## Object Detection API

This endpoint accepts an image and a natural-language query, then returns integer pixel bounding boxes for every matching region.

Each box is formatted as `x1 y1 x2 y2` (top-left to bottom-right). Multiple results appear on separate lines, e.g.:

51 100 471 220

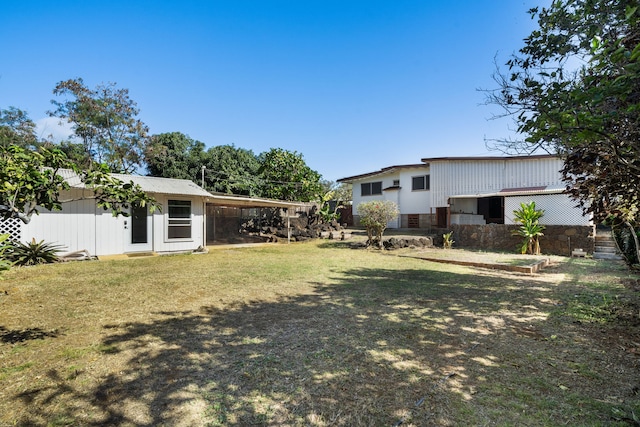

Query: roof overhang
337 164 428 183
421 154 558 163
206 193 304 209
449 185 566 199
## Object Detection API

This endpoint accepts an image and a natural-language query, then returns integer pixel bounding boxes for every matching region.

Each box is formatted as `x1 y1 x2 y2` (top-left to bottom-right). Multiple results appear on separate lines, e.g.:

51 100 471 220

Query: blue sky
1 1 547 182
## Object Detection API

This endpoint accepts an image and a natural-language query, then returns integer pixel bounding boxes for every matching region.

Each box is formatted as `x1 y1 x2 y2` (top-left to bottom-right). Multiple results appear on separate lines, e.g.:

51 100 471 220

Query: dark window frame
411 175 430 191
361 181 383 196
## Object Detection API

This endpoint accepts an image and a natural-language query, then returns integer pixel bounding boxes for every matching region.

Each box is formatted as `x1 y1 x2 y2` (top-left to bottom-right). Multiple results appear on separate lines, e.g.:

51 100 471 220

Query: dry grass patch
0 241 639 425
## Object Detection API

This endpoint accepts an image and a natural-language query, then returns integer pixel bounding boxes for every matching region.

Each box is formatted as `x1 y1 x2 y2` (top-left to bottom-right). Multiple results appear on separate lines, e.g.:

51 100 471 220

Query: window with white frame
412 175 430 191
167 199 192 239
361 181 382 196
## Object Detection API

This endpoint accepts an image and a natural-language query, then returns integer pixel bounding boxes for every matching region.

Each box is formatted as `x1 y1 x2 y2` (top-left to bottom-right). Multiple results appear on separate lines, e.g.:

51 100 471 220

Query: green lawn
1 241 639 426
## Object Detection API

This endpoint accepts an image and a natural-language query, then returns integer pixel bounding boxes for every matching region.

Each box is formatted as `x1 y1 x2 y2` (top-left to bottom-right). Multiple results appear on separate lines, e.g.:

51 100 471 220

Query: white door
124 204 153 252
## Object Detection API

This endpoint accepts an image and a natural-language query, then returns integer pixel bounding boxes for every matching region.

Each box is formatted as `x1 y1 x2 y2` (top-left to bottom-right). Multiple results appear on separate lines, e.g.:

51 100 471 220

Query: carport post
286 208 291 244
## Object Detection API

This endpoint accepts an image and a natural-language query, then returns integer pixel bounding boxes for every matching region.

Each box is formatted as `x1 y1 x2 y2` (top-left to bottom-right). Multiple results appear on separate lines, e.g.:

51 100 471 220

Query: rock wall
449 224 595 256
242 210 344 242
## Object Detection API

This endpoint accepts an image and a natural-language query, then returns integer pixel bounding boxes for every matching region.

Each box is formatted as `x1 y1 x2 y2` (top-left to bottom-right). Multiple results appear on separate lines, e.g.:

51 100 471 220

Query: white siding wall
19 190 206 256
153 195 205 253
21 188 97 254
351 166 431 229
95 211 125 255
397 167 431 214
430 157 564 207
352 173 400 228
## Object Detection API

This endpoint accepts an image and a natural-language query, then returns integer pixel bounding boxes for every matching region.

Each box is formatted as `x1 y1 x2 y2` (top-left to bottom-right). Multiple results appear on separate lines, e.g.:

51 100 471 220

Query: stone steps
593 229 623 260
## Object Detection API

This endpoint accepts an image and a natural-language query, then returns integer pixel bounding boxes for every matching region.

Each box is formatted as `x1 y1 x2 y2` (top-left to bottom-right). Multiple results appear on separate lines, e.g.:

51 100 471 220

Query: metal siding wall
504 158 563 188
431 158 565 208
430 162 449 207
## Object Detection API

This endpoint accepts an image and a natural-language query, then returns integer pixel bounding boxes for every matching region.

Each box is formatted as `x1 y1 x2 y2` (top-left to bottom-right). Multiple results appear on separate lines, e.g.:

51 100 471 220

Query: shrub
9 238 64 266
0 234 13 275
443 231 454 249
357 200 399 248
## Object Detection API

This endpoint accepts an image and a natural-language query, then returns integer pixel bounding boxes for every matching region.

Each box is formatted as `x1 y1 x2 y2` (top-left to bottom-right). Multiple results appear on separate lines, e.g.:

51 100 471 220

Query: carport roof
205 193 304 208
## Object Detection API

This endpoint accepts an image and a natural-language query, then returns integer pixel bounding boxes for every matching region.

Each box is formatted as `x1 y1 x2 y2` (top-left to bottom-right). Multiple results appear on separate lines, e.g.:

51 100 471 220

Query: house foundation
449 224 595 257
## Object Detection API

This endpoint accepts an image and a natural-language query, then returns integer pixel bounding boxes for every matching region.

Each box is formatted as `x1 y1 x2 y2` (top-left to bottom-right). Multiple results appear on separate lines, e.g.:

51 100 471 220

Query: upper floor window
393 179 400 186
412 175 430 191
361 181 382 196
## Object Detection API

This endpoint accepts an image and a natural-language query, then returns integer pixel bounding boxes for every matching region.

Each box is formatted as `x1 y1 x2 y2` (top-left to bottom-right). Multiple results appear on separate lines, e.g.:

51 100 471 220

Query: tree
207 145 261 195
357 200 399 248
487 1 640 227
50 78 149 173
145 132 207 182
0 145 157 224
512 201 545 255
257 148 323 202
58 140 94 169
0 107 38 149
315 181 351 224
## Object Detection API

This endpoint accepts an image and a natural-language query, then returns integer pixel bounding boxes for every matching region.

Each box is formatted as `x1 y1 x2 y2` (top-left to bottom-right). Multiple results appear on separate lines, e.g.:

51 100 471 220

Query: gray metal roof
57 168 210 197
58 169 304 207
111 173 211 197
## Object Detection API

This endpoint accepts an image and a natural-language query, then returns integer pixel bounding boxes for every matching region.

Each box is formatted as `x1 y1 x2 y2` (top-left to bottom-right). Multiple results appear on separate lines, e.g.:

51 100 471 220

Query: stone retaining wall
449 224 595 256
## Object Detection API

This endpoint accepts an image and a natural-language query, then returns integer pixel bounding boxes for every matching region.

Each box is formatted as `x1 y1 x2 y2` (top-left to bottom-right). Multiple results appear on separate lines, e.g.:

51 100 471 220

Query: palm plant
512 202 545 255
9 238 64 266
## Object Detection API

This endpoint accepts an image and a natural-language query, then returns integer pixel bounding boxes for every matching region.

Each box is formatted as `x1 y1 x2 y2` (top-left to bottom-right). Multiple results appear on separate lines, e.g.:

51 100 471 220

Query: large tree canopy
489 0 640 225
145 136 261 196
257 148 323 202
145 132 207 182
50 78 149 173
206 144 261 196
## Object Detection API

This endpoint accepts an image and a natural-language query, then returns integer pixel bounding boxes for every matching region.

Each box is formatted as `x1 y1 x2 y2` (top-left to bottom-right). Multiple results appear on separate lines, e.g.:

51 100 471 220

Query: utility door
124 203 153 252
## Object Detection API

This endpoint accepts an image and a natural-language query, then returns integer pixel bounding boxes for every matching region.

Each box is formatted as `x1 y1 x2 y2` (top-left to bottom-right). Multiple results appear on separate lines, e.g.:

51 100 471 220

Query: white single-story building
338 154 591 229
0 170 301 257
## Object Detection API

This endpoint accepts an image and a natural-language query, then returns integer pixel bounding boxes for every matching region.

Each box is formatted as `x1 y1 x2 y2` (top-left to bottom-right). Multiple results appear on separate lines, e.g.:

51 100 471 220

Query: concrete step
593 230 624 260
593 252 624 260
594 246 618 254
595 242 616 250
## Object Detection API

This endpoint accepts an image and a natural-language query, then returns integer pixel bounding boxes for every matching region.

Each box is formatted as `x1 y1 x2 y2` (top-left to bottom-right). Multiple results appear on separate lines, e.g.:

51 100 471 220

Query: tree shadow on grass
0 326 60 344
13 264 635 425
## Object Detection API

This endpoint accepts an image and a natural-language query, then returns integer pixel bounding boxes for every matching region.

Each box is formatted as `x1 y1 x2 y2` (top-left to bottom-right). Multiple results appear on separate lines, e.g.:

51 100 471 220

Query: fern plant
9 238 64 266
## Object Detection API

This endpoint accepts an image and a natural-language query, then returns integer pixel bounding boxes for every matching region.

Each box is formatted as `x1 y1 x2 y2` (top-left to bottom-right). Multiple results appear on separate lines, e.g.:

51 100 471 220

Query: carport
204 193 304 245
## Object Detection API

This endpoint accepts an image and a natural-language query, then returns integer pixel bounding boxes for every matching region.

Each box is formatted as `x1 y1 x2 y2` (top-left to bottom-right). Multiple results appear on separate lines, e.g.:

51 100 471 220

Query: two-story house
338 154 591 229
